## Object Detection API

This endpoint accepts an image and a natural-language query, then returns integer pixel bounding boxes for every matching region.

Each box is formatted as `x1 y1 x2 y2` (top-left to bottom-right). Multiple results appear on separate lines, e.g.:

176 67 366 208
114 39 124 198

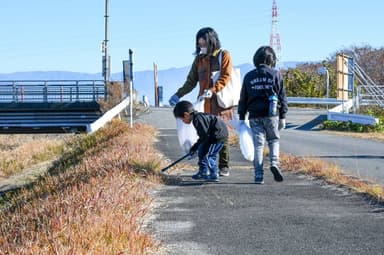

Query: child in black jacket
173 100 228 182
238 46 288 184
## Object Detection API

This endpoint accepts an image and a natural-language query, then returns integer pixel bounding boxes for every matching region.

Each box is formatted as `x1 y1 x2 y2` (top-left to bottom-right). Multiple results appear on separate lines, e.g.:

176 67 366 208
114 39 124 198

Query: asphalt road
138 107 384 255
281 108 384 185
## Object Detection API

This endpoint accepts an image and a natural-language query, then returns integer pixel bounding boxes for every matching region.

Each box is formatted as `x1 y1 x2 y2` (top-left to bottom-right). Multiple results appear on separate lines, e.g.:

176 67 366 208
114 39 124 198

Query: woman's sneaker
270 166 283 182
219 167 230 177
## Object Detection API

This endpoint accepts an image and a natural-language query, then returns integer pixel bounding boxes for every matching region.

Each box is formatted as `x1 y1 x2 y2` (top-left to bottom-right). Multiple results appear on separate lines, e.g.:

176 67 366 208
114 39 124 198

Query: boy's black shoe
206 175 220 182
254 178 264 184
192 172 209 180
219 167 230 177
270 166 283 182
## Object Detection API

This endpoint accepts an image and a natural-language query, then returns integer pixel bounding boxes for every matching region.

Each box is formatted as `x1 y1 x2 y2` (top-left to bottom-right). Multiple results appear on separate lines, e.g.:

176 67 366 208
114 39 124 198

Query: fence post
12 81 17 102
60 86 63 103
76 81 80 101
356 85 361 110
93 81 96 101
21 85 24 102
44 81 48 102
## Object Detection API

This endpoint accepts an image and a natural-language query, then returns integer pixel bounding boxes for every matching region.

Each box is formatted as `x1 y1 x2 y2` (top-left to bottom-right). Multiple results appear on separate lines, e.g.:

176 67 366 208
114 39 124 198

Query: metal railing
353 63 384 108
357 85 384 107
0 80 106 103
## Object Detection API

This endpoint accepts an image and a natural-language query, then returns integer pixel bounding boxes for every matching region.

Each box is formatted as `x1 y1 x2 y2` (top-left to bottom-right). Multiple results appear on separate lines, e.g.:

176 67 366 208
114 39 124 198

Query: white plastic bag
194 98 205 112
238 120 254 161
176 118 198 154
175 99 204 154
228 113 240 130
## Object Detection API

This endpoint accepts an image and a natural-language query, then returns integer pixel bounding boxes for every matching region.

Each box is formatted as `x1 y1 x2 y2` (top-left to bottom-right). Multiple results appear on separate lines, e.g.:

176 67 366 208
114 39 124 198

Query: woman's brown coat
175 49 234 122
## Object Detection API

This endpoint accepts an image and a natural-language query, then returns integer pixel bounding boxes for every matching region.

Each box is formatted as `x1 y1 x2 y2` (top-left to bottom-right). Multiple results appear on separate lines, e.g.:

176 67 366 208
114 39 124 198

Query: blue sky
1 0 383 74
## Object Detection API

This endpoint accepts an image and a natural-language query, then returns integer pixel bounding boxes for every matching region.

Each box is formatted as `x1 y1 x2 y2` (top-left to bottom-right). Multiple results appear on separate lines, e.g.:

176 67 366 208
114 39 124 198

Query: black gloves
189 143 199 155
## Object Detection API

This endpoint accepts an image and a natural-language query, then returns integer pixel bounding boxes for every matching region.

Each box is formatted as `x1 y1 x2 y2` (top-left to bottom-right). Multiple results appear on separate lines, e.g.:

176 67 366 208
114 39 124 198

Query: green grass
322 106 384 132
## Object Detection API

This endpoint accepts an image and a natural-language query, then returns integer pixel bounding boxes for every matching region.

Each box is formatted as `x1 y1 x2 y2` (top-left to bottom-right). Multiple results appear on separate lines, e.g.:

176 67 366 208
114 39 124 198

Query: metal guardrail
87 96 131 133
287 97 346 105
0 80 106 103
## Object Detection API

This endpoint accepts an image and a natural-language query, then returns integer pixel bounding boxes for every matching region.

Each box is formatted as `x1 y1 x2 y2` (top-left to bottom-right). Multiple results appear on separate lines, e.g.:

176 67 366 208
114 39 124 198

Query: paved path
281 108 384 185
138 107 384 255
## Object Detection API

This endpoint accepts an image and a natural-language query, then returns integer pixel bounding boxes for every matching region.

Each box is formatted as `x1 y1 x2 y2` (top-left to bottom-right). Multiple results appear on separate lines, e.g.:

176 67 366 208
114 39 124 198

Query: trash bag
176 118 198 154
194 97 205 112
175 99 204 154
238 120 254 161
228 113 240 130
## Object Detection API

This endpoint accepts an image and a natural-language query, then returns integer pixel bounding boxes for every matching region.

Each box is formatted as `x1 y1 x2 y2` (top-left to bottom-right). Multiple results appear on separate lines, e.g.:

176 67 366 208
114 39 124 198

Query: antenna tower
270 0 281 67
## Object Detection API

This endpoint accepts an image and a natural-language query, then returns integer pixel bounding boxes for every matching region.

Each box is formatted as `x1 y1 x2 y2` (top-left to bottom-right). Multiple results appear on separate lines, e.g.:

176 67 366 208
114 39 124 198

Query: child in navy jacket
238 46 288 184
173 100 228 182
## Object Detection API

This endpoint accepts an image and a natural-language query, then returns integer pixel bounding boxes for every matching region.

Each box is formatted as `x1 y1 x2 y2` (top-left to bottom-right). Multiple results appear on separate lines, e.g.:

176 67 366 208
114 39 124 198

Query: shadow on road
291 114 327 131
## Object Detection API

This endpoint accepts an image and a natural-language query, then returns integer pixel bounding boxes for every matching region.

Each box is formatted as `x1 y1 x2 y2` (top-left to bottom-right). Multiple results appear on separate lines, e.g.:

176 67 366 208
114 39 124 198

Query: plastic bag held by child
176 118 198 154
238 121 254 161
175 99 205 154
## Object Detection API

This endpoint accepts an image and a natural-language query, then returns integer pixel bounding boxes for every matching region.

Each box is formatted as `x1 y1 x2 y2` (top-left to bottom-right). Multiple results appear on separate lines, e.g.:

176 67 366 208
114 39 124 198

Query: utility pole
103 0 110 83
270 0 282 68
153 62 159 107
129 49 134 127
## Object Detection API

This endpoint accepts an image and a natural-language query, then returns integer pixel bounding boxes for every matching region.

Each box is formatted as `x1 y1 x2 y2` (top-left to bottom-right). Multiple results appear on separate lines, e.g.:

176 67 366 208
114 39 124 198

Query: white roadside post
318 66 329 112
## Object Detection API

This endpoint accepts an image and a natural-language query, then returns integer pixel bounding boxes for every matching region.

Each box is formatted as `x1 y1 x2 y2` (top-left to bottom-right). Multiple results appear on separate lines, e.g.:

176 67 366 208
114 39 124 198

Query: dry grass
0 135 67 177
281 153 384 203
0 120 163 254
227 124 239 146
321 130 384 143
232 127 384 203
98 81 124 113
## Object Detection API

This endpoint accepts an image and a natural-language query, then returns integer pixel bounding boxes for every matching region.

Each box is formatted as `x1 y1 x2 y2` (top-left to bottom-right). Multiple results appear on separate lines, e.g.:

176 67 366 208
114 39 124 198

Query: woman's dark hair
173 100 194 118
195 27 221 55
253 46 277 68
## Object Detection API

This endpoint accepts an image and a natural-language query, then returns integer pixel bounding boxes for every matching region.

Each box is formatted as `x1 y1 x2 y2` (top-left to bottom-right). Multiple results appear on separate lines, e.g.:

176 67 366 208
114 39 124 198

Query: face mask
200 47 207 55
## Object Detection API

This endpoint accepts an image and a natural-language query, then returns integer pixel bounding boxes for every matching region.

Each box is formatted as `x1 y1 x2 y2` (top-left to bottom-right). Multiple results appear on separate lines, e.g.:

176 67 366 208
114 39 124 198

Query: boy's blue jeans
249 117 280 180
197 142 224 177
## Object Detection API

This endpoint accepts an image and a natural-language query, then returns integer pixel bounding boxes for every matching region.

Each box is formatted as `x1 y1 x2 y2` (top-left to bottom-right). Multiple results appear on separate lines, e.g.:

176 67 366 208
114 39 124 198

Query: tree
283 45 384 98
283 63 327 98
329 45 384 85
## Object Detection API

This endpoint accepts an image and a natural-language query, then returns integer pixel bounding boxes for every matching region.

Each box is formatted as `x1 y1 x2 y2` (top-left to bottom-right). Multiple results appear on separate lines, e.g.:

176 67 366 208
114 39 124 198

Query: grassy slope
0 120 163 254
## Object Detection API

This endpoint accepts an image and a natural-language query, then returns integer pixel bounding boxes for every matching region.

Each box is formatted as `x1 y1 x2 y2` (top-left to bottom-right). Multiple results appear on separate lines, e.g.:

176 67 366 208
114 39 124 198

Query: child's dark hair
173 100 194 118
253 46 276 68
195 27 221 55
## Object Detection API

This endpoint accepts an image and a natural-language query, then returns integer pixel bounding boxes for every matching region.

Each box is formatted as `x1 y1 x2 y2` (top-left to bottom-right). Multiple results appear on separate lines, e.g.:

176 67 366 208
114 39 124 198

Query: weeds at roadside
281 153 384 204
0 120 162 254
0 137 66 177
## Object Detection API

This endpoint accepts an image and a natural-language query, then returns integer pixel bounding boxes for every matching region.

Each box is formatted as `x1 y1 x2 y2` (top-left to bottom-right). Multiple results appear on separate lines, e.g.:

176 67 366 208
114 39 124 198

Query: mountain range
0 61 303 106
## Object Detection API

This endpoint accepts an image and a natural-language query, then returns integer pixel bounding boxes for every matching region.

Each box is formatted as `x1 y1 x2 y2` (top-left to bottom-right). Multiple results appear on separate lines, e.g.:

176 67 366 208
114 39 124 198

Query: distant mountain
0 61 305 106
281 61 305 69
115 64 256 105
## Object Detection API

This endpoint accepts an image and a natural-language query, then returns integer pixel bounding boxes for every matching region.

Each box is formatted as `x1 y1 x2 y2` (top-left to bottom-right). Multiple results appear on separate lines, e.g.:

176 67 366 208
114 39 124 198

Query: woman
168 27 234 176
